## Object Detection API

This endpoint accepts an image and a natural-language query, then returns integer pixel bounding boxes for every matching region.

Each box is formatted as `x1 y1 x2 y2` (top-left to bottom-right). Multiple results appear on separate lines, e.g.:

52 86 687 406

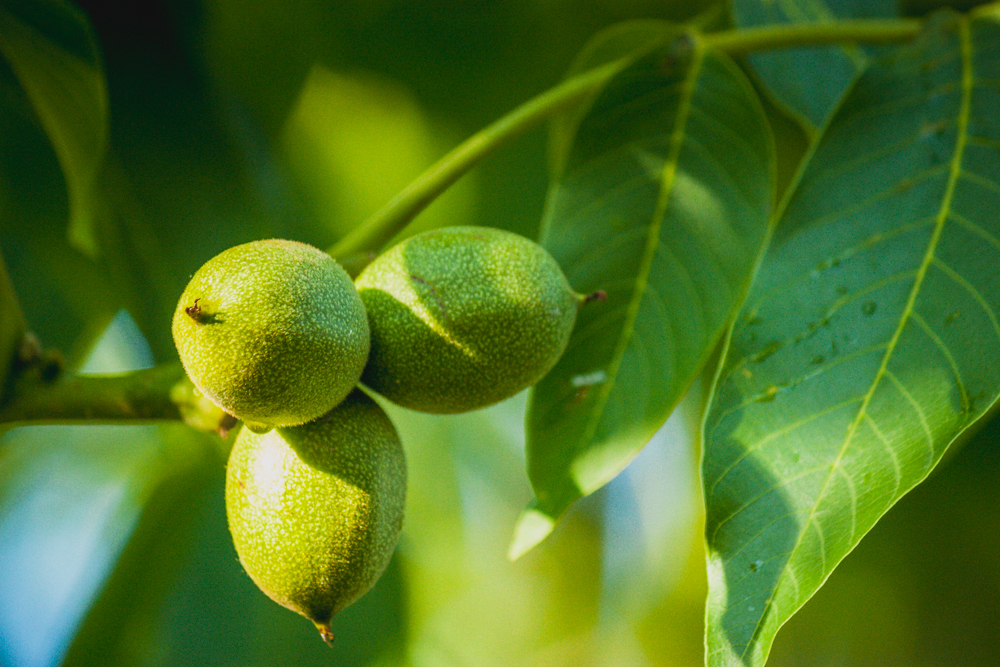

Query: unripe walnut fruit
172 239 369 427
225 389 406 643
355 226 579 413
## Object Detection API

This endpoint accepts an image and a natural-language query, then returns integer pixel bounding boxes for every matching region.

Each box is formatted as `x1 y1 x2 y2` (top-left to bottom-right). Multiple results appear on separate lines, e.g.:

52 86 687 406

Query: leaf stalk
704 18 923 55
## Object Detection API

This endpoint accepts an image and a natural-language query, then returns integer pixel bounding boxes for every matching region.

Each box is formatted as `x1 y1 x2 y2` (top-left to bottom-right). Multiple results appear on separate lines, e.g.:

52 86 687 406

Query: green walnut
355 226 580 413
225 389 406 643
172 239 369 427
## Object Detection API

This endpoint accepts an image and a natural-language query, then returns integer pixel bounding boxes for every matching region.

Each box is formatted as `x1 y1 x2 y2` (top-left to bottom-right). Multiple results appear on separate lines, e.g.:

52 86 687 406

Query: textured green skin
172 240 370 426
356 226 578 414
225 389 406 626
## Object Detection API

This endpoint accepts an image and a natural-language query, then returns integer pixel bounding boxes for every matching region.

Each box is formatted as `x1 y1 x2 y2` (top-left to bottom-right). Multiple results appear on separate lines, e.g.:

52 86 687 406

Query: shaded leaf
515 29 775 557
703 10 1000 666
547 20 683 179
0 0 108 258
732 0 899 132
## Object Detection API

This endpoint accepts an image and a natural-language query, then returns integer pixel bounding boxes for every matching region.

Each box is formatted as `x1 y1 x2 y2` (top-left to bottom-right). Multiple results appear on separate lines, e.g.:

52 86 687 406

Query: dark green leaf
703 10 1000 666
732 0 899 132
515 32 776 557
0 0 108 258
547 20 683 179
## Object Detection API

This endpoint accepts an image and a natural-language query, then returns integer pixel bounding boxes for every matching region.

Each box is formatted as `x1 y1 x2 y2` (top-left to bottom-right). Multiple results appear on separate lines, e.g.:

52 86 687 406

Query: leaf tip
508 504 556 560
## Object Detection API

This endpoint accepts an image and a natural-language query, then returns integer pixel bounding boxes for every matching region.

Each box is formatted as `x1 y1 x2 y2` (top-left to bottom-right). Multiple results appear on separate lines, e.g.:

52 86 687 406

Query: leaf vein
883 368 935 467
863 414 902 499
792 163 948 237
709 464 831 543
826 80 959 130
948 210 1000 252
740 216 933 331
707 393 869 497
958 167 1000 197
910 310 970 412
738 18 974 661
729 265 919 384
967 135 1000 151
811 514 828 573
972 76 1000 92
834 465 857 542
574 42 708 456
803 120 956 191
929 256 1000 343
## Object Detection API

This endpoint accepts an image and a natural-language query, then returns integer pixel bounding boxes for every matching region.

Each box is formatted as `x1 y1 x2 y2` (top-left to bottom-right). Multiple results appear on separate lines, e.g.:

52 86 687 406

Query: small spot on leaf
753 386 779 403
571 370 607 388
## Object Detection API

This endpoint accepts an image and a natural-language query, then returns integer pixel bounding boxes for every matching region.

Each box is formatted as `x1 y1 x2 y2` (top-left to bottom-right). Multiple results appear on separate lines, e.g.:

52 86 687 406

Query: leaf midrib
736 15 974 662
573 39 708 469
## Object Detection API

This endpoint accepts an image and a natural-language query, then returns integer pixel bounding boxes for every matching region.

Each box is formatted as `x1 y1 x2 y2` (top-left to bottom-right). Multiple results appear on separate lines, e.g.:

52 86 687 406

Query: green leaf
547 20 682 180
731 0 899 132
515 31 776 557
0 0 108 258
702 10 1000 666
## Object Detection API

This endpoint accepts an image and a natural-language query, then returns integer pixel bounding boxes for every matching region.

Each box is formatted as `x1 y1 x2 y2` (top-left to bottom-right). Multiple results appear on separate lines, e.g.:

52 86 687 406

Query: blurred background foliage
0 0 998 666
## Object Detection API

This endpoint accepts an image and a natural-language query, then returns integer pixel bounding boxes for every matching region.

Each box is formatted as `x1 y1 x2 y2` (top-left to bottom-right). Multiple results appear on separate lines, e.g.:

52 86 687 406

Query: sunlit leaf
0 0 108 258
703 10 1000 666
515 29 775 557
731 0 899 132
